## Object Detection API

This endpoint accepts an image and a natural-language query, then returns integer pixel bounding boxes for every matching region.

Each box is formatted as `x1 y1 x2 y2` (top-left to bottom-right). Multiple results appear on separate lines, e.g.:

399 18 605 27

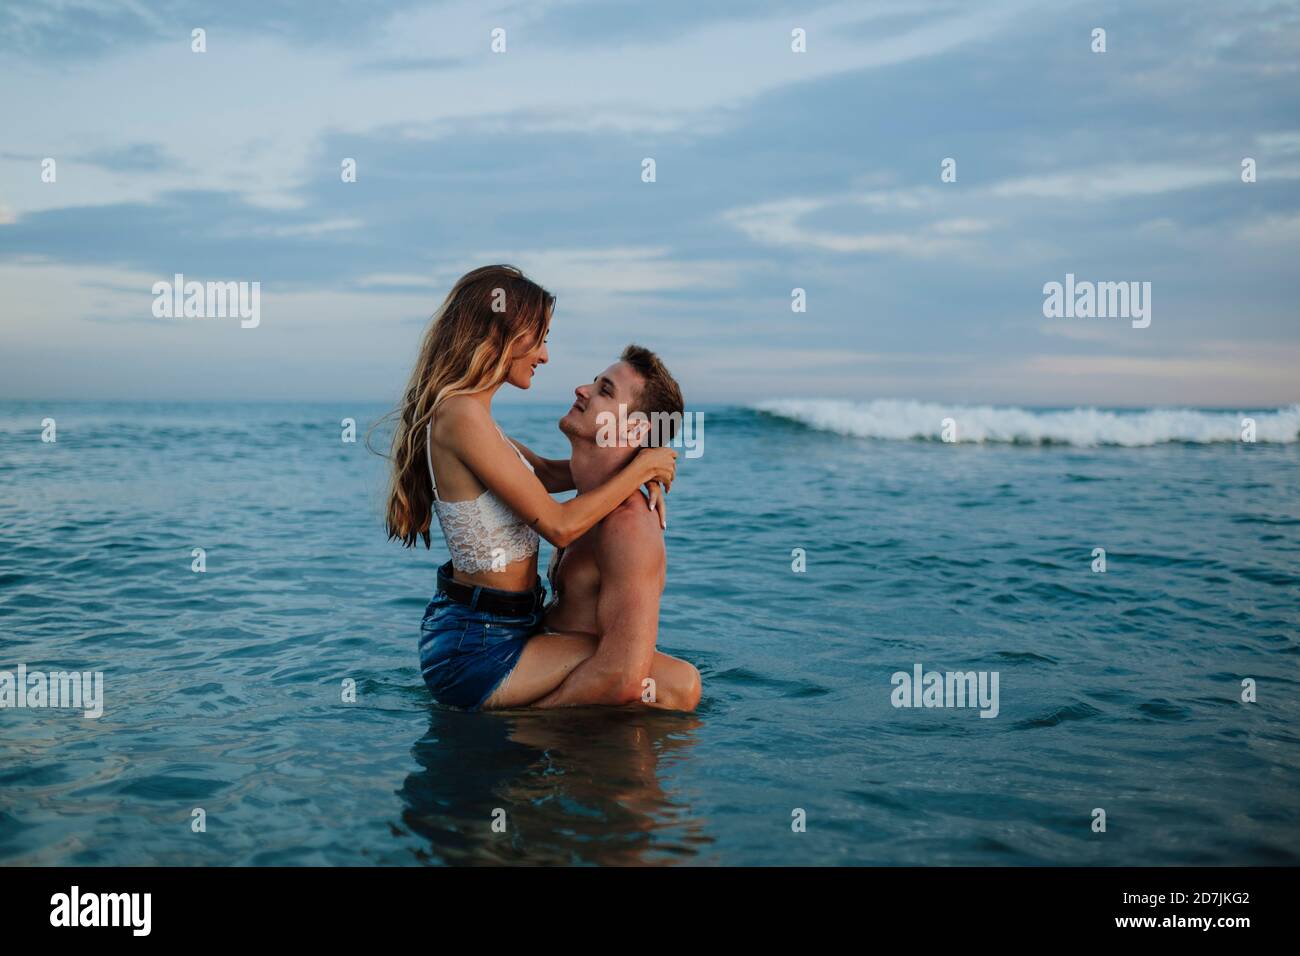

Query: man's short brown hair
620 343 685 444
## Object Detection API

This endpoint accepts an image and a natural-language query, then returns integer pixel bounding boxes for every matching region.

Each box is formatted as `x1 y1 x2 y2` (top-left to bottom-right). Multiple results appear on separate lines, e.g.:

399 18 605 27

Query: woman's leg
484 636 702 712
481 632 598 709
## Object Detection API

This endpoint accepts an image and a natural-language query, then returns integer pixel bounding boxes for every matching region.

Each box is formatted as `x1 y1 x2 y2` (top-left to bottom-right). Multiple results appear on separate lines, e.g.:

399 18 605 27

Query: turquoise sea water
1 399 1297 865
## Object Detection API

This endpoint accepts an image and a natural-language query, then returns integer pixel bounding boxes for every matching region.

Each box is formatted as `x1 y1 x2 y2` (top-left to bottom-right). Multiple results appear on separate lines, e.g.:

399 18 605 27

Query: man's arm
532 511 665 708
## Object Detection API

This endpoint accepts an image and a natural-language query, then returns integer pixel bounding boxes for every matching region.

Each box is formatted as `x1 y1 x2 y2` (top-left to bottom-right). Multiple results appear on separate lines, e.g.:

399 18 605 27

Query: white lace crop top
426 421 541 573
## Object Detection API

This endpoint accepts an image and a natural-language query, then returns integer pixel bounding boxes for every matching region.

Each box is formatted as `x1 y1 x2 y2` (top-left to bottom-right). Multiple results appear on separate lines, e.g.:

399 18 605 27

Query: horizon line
1 396 1296 412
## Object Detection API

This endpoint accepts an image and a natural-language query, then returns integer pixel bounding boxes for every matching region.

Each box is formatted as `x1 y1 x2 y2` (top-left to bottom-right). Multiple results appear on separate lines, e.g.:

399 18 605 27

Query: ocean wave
752 399 1300 447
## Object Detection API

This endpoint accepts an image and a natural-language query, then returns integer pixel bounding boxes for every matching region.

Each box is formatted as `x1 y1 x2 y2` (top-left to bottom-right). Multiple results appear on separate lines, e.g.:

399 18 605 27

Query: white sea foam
753 399 1300 447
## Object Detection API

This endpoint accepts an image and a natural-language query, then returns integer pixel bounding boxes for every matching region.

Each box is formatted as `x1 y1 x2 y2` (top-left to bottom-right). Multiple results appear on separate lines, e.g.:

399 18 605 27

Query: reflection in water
398 706 711 865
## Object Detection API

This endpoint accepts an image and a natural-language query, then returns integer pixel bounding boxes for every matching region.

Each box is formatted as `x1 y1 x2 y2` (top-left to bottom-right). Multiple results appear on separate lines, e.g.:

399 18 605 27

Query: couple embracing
383 265 701 713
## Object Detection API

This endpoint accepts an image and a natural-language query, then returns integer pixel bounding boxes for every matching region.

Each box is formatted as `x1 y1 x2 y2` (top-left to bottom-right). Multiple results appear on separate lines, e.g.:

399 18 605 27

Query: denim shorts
418 562 546 711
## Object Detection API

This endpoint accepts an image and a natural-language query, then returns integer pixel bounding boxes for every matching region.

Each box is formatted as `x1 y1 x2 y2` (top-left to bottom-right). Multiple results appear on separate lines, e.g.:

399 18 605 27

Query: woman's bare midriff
451 555 539 593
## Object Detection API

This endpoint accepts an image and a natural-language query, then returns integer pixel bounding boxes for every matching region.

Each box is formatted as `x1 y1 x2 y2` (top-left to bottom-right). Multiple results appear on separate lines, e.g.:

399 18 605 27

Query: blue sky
1 0 1298 406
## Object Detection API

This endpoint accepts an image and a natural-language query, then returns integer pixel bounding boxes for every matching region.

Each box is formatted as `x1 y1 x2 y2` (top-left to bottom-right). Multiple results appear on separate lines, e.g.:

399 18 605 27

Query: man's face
559 361 644 443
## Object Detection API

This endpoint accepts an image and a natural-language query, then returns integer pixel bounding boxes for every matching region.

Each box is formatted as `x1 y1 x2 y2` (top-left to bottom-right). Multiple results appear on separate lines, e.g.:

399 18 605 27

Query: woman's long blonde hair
379 264 554 548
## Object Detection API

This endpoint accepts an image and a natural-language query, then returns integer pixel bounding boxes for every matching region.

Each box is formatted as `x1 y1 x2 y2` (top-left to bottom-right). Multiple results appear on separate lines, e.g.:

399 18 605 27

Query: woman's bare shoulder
430 395 491 444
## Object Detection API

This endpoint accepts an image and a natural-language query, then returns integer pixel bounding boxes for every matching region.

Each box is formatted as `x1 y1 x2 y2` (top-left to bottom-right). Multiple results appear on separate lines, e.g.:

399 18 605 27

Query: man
531 345 701 712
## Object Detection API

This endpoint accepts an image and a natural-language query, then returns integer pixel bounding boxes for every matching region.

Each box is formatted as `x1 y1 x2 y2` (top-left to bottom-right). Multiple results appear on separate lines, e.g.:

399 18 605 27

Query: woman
384 265 677 711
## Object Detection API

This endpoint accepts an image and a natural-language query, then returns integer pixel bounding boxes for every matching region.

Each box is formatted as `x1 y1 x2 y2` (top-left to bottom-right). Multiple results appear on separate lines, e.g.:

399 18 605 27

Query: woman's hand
636 446 677 492
645 480 667 530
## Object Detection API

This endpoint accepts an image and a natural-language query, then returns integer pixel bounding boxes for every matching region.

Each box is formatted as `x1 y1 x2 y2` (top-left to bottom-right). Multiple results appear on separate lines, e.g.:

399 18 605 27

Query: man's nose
575 384 589 400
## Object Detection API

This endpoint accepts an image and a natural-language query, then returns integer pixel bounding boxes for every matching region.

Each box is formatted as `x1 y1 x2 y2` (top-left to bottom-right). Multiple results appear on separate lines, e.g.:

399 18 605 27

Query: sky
1 0 1298 406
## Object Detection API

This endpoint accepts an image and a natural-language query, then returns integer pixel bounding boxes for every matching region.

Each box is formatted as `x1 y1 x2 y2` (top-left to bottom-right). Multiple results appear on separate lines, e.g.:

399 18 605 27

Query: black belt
436 561 545 616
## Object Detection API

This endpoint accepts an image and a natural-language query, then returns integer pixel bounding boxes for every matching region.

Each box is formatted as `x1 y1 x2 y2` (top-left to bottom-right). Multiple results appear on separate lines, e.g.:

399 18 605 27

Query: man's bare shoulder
595 497 665 576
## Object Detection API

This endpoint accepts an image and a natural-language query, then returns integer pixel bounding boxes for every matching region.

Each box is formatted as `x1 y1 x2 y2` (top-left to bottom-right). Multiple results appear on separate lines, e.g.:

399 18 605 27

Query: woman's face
504 318 550 390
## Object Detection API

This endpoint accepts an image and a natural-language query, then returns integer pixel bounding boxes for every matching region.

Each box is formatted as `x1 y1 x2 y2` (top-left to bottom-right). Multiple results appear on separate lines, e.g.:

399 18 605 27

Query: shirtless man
530 345 702 712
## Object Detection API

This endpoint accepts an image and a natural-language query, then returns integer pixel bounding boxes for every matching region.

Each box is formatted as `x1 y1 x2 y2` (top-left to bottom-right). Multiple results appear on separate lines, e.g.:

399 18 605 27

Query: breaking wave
753 399 1300 447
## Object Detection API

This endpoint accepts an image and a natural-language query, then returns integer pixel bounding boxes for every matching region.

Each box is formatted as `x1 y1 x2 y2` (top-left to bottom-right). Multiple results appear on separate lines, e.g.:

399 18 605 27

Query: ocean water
1 399 1297 866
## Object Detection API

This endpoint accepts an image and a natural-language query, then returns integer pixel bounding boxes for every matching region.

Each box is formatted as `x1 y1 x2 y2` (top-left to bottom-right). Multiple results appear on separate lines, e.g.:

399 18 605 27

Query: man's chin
558 410 592 441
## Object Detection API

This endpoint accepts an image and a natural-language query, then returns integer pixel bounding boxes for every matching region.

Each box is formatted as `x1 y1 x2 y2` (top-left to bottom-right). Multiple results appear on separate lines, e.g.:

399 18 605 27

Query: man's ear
626 417 651 446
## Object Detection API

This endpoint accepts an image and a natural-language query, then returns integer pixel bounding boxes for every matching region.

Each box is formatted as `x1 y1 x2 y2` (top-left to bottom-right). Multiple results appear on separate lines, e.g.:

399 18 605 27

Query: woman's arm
506 433 666 530
504 436 574 493
441 404 676 548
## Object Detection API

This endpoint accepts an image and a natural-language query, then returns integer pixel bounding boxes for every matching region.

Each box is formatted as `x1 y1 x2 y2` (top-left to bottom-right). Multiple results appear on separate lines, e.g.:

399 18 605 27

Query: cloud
459 246 742 297
722 196 994 255
0 0 426 59
987 161 1300 201
355 55 467 73
80 142 179 172
1236 212 1300 244
0 0 1032 215
243 217 366 239
1022 350 1300 397
2 0 1298 405
719 146 1300 256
